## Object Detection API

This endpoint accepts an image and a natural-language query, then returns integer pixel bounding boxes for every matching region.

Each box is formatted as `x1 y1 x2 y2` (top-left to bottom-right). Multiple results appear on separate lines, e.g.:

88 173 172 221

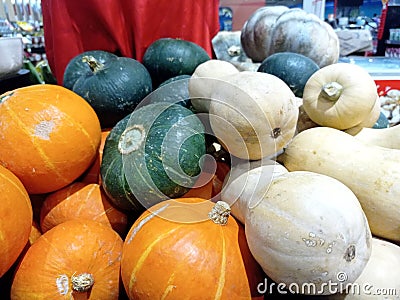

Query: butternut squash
226 170 372 295
209 71 298 160
328 237 400 299
344 96 381 136
302 63 378 130
280 126 400 242
355 124 400 149
221 161 288 224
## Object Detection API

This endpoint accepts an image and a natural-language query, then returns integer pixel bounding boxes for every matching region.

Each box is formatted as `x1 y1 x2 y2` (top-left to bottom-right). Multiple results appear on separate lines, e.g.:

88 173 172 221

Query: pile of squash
0 11 399 299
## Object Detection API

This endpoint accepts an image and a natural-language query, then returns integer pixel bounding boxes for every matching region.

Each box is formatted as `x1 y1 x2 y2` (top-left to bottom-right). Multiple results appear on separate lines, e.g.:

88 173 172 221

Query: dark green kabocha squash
142 38 210 88
147 74 192 108
63 50 116 90
257 52 320 98
63 50 153 128
100 102 206 213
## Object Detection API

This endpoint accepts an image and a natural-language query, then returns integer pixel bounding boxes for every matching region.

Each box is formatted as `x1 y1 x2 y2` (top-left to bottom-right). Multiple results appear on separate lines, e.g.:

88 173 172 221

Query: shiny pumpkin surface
121 197 264 300
0 165 32 277
11 219 123 300
0 84 101 194
40 182 128 236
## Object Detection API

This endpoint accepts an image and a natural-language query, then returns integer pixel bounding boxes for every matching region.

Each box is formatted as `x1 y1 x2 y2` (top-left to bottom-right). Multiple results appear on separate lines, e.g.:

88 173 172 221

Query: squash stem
322 82 343 101
208 201 231 225
82 55 104 73
71 272 94 293
118 125 145 154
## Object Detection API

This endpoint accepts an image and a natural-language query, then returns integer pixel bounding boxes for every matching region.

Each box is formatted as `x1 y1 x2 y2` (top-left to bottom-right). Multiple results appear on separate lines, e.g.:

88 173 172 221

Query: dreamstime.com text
257 272 399 296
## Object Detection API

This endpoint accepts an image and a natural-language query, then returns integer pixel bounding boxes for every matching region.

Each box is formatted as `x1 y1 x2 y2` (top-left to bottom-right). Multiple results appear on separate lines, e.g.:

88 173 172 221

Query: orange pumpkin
11 219 123 299
0 165 33 278
81 129 111 184
0 84 101 194
182 160 231 201
40 182 128 236
121 197 265 299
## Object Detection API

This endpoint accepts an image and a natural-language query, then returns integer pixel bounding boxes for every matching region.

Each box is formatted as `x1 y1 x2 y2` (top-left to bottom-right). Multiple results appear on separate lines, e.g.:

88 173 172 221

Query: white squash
328 237 400 299
355 124 400 149
221 160 288 224
209 71 298 160
344 96 381 136
302 63 378 130
241 170 371 295
280 126 400 242
188 59 239 113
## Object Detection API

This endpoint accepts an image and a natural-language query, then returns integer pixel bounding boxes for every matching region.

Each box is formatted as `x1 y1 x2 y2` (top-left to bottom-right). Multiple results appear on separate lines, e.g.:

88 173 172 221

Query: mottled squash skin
268 8 340 68
240 5 289 62
100 103 206 213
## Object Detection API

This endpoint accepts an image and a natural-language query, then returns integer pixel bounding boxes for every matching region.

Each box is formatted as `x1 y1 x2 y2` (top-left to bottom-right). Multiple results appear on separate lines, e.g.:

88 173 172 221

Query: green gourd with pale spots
100 102 206 213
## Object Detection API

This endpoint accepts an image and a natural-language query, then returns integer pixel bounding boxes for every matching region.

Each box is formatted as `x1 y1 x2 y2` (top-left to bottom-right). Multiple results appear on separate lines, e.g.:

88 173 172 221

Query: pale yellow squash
280 126 400 242
355 123 400 149
302 63 378 130
209 71 298 160
188 59 239 113
241 170 371 295
221 161 288 224
344 96 381 136
328 237 400 299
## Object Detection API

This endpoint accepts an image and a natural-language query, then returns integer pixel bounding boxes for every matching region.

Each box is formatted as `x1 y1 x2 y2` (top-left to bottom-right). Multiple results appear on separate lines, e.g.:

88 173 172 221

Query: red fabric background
41 0 220 84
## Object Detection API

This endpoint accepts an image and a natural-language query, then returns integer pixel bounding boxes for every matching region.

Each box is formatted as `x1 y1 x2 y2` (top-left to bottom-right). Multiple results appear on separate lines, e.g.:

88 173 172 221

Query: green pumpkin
142 38 210 88
65 51 153 128
147 75 192 108
100 102 206 213
63 50 116 90
257 52 319 98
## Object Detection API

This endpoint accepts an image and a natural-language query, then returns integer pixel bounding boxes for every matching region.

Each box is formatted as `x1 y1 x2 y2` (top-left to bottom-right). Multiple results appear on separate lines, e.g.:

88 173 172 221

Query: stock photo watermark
257 271 399 296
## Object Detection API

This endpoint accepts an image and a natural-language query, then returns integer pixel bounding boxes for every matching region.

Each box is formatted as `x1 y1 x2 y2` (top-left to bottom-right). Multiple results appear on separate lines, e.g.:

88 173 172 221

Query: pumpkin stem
208 201 231 225
82 55 104 73
322 82 343 101
71 272 95 293
118 125 146 154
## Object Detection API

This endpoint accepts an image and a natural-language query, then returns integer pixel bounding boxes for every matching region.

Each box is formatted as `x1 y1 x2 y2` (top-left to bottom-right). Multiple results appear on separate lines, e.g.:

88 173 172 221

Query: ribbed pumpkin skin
0 84 101 194
40 182 128 236
0 165 32 278
100 103 206 213
11 219 123 300
121 197 265 299
142 38 210 87
63 50 117 90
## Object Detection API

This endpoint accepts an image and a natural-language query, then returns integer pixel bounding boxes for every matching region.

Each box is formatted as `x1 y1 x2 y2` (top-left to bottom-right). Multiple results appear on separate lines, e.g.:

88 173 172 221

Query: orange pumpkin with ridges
121 197 265 299
11 219 123 299
0 164 33 278
40 182 128 236
0 84 101 194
